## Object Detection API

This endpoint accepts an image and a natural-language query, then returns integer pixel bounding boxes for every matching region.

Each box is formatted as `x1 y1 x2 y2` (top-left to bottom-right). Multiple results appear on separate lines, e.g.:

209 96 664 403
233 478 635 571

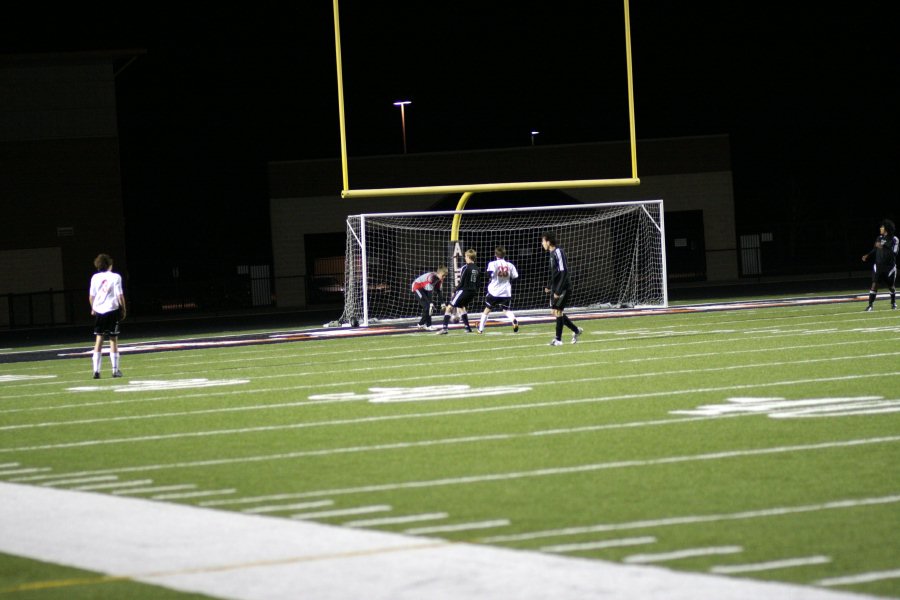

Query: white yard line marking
710 556 832 574
291 505 392 519
482 495 900 543
344 512 449 527
404 520 511 535
0 482 871 600
71 479 154 491
0 329 878 409
625 546 743 563
151 489 236 500
42 475 118 487
542 536 657 553
209 437 900 501
5 370 898 454
0 467 51 476
242 500 333 514
113 484 197 495
816 569 900 586
200 493 332 507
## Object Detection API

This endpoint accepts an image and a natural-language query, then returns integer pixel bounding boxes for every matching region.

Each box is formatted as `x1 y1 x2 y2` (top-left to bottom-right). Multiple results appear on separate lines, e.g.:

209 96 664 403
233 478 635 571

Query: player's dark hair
494 246 506 258
541 231 558 246
882 219 896 236
94 253 112 271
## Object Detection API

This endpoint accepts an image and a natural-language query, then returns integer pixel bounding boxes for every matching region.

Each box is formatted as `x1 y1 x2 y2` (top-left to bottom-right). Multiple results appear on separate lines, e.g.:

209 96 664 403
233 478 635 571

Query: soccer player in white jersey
89 253 127 378
478 246 520 333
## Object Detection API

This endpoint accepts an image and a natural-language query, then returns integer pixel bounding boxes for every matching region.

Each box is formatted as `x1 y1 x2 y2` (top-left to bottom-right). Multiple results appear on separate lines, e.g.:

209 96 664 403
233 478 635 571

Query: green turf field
1 297 898 598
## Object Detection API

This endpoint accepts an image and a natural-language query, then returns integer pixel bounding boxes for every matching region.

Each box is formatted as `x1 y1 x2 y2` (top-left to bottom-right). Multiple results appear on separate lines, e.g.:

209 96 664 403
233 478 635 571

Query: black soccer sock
562 314 579 332
461 313 470 329
555 317 564 340
443 314 451 329
892 289 896 304
869 291 877 305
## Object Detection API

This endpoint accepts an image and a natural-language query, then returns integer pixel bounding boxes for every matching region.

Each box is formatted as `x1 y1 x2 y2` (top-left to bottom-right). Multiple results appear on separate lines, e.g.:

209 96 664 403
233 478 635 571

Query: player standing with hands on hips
89 253 126 378
861 218 898 311
542 232 583 346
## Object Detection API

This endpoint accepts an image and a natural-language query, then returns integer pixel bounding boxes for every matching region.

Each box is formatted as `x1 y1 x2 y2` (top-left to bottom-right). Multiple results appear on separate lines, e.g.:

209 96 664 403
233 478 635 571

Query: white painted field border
2 351 891 432
481 495 900 543
0 482 874 600
624 546 744 563
710 556 832 574
542 536 657 553
41 475 118 487
5 370 898 456
0 328 880 408
0 466 50 476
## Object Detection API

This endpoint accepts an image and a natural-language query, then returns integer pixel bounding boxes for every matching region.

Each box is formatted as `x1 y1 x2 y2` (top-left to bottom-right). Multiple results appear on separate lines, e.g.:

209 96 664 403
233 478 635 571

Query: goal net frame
340 200 667 327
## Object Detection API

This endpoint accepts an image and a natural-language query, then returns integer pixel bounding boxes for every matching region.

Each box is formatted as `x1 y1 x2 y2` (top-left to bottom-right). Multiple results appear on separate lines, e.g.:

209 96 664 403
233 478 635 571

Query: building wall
0 55 129 325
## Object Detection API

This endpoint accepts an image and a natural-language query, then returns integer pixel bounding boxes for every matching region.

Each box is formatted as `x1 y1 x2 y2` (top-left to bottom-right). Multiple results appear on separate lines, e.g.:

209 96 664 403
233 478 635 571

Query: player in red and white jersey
477 246 520 333
411 266 448 330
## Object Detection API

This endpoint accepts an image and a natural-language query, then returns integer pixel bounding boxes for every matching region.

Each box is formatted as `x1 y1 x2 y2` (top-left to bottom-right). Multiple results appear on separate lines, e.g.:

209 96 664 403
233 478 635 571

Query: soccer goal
340 201 667 326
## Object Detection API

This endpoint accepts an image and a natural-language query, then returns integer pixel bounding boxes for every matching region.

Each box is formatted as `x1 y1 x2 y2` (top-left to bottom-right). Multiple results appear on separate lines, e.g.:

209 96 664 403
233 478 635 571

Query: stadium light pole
531 130 539 146
393 100 411 153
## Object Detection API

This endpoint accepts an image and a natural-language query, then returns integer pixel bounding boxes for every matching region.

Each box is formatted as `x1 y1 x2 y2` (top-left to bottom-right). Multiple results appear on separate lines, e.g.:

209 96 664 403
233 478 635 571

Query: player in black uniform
542 232 584 346
438 249 479 334
861 218 898 311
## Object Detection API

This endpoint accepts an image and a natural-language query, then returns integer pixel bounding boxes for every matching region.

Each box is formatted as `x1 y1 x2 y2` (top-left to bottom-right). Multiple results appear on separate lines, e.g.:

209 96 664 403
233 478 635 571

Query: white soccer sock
92 352 101 373
110 352 119 371
507 310 517 324
479 313 487 331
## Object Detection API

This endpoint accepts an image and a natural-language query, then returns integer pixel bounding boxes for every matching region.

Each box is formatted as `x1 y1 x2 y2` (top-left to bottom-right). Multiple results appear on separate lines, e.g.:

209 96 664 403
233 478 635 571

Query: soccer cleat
513 320 519 333
92 372 100 379
865 305 874 312
572 327 584 344
549 339 563 346
465 328 473 333
112 370 123 378
476 328 484 334
416 324 426 329
423 325 435 331
893 303 897 311
436 329 448 335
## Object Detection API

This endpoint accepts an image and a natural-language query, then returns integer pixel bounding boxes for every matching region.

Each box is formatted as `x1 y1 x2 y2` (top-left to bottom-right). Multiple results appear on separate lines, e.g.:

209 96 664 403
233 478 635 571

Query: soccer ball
451 315 461 324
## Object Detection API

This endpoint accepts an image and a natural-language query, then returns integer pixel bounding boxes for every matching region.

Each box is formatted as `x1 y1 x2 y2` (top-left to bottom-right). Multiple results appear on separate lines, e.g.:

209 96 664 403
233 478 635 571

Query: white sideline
0 483 877 600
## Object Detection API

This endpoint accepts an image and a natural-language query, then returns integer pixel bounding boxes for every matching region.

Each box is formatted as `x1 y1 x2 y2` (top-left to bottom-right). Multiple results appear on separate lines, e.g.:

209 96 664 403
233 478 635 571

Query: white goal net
340 201 667 326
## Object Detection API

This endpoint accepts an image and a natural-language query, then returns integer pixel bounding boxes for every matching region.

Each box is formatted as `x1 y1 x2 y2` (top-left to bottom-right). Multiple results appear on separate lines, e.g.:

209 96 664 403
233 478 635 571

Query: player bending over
478 246 519 333
411 266 448 330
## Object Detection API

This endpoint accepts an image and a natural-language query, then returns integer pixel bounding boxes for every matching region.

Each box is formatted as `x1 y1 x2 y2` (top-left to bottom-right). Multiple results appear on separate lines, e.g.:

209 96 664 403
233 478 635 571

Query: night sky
2 2 897 277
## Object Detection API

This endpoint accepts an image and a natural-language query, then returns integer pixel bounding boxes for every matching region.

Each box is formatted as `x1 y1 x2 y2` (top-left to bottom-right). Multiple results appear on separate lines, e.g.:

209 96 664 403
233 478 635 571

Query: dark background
2 2 897 282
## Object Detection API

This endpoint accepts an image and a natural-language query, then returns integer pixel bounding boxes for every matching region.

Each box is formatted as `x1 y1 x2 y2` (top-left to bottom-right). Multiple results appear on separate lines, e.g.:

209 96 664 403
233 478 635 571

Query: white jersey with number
485 258 518 297
90 271 124 314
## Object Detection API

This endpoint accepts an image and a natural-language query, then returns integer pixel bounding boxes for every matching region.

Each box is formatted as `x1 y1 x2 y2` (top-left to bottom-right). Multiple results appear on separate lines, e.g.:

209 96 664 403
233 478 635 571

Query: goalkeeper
542 231 584 345
411 266 448 330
